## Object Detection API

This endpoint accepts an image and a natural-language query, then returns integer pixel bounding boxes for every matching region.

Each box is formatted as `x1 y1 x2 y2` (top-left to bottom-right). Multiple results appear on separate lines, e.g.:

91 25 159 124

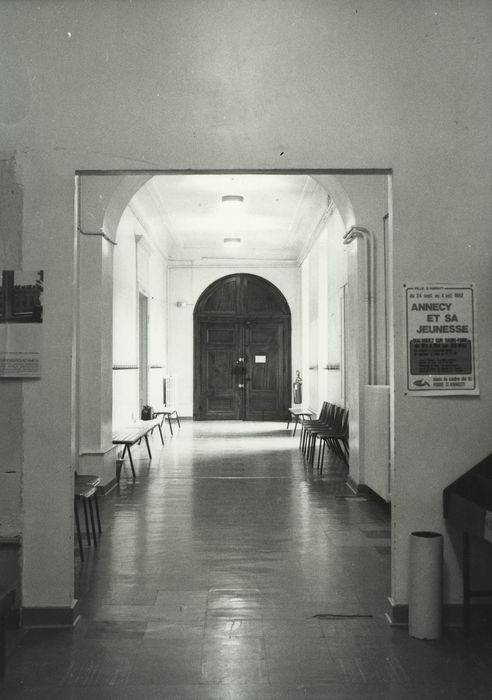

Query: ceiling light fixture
223 237 241 247
221 194 244 207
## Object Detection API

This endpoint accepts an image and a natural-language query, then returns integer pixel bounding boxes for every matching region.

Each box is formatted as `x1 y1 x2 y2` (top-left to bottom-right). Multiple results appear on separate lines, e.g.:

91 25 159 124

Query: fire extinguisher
293 370 302 404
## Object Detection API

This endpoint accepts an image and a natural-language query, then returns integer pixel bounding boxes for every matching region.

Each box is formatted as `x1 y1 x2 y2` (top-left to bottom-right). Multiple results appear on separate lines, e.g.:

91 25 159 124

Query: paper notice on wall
0 270 43 378
404 283 478 396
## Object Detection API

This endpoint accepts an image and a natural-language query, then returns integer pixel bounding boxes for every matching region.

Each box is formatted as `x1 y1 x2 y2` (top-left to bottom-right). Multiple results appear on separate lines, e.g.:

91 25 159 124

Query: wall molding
79 446 117 457
167 259 299 269
0 536 21 546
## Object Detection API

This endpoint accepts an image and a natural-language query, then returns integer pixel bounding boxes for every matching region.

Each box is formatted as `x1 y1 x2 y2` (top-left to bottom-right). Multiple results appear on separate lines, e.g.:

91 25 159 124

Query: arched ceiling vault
79 172 355 265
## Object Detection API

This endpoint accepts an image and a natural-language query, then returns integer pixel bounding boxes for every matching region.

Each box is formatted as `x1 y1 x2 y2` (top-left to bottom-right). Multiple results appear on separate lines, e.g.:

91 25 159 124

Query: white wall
112 208 139 426
168 265 300 416
113 208 168 427
301 208 349 413
0 0 489 617
148 246 168 411
300 187 390 492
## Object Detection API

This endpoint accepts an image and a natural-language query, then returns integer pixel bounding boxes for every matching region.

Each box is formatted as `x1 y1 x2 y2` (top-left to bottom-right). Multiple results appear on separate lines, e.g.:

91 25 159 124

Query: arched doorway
194 273 291 420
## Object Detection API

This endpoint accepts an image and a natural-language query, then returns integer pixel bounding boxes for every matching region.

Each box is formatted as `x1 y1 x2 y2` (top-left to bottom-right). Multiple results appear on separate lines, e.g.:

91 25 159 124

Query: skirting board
346 475 370 496
386 597 481 628
21 600 80 629
8 608 20 629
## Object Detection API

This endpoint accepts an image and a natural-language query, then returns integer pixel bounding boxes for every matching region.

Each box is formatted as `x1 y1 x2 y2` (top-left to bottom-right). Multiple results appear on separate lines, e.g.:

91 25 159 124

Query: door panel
245 321 287 420
197 320 242 419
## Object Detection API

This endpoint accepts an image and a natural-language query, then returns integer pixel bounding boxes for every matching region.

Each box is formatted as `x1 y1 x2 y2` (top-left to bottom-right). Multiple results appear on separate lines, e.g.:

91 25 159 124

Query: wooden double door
194 274 291 421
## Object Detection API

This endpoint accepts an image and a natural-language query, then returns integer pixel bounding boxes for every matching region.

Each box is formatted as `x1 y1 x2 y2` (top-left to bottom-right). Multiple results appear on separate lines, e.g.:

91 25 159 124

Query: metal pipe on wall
343 226 376 385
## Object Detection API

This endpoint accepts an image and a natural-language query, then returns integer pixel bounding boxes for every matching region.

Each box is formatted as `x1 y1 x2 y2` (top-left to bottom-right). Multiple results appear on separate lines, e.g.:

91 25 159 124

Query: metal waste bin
408 531 443 639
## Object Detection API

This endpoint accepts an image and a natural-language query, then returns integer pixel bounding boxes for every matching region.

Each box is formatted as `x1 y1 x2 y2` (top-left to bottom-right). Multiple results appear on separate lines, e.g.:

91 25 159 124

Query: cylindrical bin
408 531 443 639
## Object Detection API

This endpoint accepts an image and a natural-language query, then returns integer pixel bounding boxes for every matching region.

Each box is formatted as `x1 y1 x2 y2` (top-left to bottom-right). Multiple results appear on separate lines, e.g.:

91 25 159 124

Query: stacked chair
299 402 349 472
299 402 329 456
315 408 349 473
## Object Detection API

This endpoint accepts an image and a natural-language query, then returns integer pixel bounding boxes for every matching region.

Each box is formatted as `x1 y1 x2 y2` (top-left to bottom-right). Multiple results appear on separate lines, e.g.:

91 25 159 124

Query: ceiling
128 174 331 266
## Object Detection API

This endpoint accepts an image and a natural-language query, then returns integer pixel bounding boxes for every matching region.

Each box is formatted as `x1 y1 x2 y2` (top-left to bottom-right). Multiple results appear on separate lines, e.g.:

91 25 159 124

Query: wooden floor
2 421 491 698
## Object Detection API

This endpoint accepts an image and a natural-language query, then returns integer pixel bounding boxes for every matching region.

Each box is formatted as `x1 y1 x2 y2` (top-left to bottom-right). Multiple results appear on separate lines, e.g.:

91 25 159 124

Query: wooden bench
286 407 316 436
113 418 164 480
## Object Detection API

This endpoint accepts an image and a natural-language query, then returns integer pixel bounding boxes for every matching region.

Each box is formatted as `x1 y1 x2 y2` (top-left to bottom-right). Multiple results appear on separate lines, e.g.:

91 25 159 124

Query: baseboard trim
8 608 20 629
21 600 80 629
346 476 370 496
385 598 408 626
385 597 488 628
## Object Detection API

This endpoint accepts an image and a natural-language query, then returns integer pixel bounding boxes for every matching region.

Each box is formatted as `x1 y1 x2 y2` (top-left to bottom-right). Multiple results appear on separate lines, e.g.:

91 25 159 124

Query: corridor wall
300 206 347 413
113 208 169 428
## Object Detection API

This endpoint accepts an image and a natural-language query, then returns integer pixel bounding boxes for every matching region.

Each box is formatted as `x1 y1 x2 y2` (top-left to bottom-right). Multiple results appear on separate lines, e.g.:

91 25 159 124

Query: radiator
163 376 177 407
363 385 391 501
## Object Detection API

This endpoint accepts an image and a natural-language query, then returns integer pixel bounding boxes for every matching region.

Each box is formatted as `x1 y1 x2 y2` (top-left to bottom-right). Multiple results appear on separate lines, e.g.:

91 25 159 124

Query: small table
286 407 316 436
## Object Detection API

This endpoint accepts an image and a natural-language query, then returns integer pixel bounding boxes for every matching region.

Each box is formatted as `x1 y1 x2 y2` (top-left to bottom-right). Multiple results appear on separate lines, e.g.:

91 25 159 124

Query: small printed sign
255 355 266 364
405 284 478 396
0 270 43 378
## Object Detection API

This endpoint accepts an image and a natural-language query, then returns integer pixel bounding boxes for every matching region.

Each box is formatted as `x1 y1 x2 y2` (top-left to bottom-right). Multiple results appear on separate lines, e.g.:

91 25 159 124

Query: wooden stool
154 408 181 436
75 474 102 534
74 483 98 562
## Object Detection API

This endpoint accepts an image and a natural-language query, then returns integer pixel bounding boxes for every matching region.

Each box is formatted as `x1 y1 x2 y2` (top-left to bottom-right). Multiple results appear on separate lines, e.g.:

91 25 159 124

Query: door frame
193 273 292 421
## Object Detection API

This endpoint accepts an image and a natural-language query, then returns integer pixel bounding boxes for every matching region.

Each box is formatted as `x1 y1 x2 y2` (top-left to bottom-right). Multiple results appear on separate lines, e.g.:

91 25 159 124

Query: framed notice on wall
404 283 478 396
0 270 43 378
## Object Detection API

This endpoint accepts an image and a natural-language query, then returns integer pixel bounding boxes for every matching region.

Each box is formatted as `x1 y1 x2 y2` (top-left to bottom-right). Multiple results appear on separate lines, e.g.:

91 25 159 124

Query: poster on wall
0 270 43 378
404 283 478 396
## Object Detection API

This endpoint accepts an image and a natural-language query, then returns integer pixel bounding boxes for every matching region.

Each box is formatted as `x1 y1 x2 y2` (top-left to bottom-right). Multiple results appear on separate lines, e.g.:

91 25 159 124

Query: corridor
2 422 491 699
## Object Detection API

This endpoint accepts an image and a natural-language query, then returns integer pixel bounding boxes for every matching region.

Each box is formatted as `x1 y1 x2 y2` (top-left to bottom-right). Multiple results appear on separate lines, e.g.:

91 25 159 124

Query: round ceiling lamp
221 194 244 207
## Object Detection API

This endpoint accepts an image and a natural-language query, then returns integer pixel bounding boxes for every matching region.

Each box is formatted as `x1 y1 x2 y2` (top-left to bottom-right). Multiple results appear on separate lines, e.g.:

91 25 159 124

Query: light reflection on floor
2 421 491 699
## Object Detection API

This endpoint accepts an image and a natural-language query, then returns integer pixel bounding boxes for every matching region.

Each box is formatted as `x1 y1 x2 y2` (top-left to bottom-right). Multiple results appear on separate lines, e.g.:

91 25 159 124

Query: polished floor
2 421 491 699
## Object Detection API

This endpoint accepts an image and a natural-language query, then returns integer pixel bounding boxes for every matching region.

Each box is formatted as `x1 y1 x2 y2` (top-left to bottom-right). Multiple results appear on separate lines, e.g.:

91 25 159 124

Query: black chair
299 402 329 453
304 404 338 465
